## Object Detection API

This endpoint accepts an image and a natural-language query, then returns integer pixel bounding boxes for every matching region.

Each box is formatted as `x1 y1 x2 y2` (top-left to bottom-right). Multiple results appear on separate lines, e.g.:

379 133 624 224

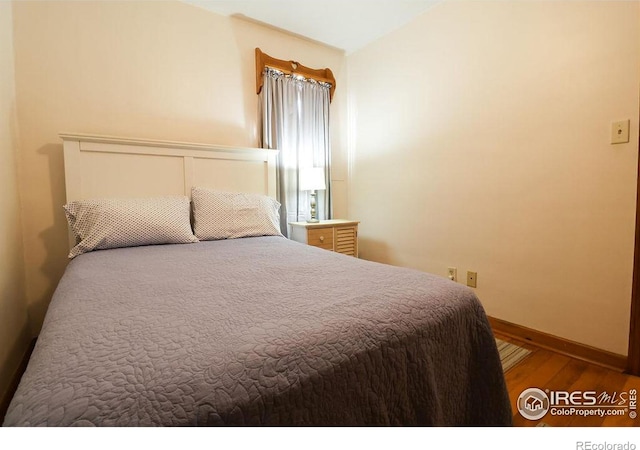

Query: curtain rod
255 48 336 101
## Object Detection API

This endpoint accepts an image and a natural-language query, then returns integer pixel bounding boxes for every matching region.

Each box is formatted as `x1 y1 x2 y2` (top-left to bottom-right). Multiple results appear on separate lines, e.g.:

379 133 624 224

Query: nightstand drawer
308 228 333 248
289 220 359 257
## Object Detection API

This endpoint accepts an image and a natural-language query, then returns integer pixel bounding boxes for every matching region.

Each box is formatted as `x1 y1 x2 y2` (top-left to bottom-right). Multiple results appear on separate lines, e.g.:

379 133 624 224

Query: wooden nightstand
289 219 359 257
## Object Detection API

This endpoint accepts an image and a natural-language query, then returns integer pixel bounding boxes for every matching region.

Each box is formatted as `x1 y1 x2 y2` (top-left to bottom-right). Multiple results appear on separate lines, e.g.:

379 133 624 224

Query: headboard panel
61 133 278 203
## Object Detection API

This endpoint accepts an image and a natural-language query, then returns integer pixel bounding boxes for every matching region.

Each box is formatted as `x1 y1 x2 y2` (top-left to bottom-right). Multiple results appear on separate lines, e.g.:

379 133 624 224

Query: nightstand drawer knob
319 236 324 242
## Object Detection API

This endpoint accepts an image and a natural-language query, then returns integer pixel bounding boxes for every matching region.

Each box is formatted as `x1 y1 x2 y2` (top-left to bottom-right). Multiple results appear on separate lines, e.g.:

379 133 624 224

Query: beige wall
347 1 640 355
12 1 347 333
0 1 30 403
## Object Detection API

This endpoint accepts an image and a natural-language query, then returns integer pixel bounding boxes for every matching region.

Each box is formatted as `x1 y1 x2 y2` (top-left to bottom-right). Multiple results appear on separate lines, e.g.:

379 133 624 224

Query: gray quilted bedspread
4 237 511 426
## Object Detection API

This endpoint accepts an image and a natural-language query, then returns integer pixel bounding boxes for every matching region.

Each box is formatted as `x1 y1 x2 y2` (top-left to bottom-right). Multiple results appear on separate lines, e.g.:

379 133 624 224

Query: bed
3 134 512 426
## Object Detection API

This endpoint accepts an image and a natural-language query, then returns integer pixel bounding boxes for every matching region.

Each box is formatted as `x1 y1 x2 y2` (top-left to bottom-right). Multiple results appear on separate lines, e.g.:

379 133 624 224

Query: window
257 48 335 236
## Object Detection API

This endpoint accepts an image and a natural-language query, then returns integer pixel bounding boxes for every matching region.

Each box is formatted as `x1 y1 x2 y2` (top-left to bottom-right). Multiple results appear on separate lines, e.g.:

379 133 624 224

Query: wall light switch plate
611 120 630 144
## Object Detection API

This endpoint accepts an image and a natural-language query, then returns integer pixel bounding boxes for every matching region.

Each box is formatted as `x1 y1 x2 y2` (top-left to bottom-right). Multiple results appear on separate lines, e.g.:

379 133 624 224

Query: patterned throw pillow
64 196 198 259
191 187 282 241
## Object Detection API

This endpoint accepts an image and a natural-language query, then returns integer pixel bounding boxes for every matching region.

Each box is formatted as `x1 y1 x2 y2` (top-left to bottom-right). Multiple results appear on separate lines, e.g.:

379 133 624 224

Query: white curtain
260 68 332 237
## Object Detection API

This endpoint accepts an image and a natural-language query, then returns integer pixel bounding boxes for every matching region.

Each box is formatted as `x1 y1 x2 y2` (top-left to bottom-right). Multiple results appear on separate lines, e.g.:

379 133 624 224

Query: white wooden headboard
61 133 278 203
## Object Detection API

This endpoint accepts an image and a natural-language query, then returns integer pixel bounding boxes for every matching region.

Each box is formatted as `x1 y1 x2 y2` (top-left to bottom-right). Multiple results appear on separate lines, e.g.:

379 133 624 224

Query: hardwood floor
495 332 640 427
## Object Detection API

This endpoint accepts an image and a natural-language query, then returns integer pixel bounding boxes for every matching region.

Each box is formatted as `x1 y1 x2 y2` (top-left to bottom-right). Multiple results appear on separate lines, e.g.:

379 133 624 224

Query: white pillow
191 187 282 241
64 196 198 259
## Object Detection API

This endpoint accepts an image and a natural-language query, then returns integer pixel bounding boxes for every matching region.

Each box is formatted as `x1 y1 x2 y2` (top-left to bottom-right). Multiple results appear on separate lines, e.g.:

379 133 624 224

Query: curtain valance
255 48 336 101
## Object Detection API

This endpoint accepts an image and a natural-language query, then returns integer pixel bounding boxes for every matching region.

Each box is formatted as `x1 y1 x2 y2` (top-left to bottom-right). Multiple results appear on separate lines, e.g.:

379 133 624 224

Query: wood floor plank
505 351 572 427
525 359 590 427
564 364 610 426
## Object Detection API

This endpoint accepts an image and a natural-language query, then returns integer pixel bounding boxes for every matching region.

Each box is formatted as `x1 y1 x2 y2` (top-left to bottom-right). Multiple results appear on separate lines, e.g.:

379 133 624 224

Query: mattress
4 236 511 426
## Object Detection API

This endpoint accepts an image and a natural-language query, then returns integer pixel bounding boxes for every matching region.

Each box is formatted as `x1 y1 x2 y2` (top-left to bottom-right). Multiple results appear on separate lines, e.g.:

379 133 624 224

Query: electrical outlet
467 271 477 288
447 267 457 282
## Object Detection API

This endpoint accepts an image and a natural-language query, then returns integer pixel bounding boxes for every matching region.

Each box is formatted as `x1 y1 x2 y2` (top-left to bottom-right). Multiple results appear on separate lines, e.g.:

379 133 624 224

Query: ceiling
181 0 442 54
